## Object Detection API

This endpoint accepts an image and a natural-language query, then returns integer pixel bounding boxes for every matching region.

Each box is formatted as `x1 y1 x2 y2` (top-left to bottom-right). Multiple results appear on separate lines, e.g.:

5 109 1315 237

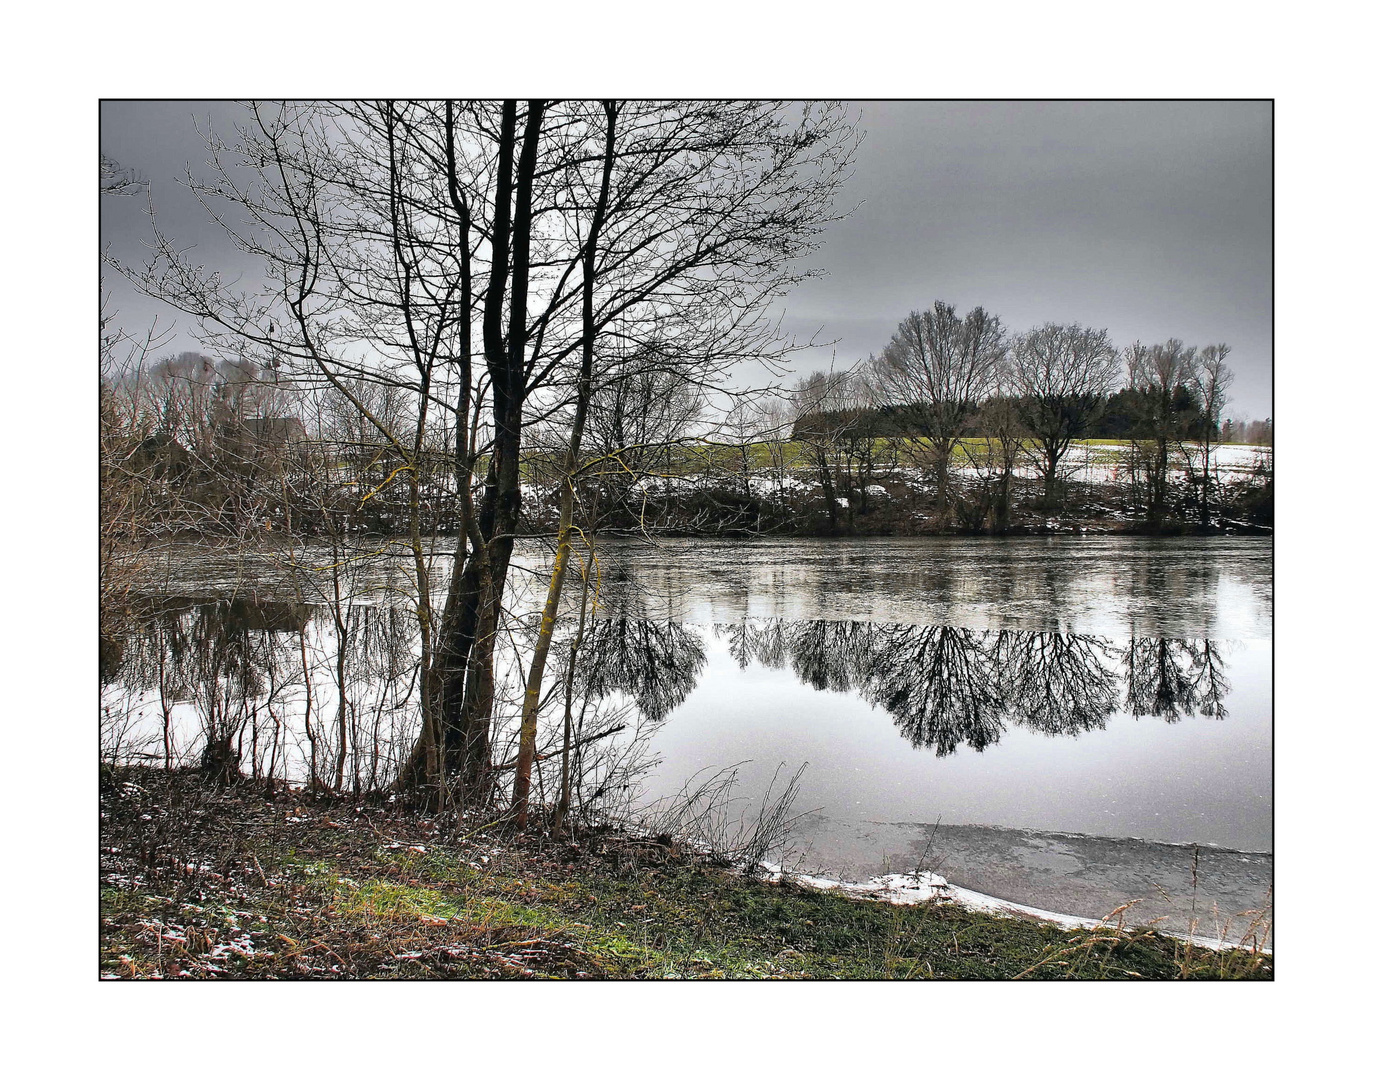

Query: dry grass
100 765 1272 980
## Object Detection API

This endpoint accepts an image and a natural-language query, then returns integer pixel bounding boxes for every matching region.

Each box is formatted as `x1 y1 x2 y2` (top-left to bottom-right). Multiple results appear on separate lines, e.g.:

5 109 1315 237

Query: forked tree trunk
401 100 545 806
512 101 616 829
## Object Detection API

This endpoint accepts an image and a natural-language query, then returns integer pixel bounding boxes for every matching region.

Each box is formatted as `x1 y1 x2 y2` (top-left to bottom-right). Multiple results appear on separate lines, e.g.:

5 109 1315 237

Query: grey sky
101 99 1273 419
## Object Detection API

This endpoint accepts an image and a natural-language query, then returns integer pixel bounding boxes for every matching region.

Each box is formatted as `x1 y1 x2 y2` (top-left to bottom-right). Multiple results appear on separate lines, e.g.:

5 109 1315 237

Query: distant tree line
798 389 1271 447
775 303 1271 533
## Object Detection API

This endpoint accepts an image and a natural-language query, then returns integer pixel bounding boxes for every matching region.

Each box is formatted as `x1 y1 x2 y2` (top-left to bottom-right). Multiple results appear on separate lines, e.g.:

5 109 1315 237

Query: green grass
102 841 1269 981
99 768 1271 980
473 433 1269 493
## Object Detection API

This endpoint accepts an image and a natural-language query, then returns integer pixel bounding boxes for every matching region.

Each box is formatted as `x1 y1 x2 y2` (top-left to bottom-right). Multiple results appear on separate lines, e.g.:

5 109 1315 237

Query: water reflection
725 618 1228 755
576 619 707 722
1122 635 1231 722
103 594 420 787
102 593 1234 783
582 536 1273 640
995 631 1118 736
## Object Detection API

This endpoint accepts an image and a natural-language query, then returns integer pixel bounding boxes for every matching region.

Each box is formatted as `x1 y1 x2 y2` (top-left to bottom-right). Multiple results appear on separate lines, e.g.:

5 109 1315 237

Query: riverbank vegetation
101 343 1271 546
100 766 1272 980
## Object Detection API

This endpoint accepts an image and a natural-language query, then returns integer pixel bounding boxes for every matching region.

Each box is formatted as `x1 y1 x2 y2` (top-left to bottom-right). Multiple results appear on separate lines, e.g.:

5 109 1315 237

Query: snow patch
758 863 1266 953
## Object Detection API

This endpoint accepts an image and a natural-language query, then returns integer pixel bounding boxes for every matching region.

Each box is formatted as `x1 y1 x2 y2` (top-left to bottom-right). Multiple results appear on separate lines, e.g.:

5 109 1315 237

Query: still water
103 537 1272 867
585 537 1271 864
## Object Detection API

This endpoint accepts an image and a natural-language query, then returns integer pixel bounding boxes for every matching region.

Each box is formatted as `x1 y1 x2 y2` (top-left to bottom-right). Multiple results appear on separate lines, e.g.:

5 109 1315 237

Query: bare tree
753 392 799 520
871 301 1007 517
834 363 883 519
790 368 858 531
1009 322 1119 505
1126 339 1197 526
511 100 619 827
100 157 172 658
1189 344 1234 528
112 98 857 816
100 154 146 197
512 97 858 821
582 361 706 520
964 392 1025 533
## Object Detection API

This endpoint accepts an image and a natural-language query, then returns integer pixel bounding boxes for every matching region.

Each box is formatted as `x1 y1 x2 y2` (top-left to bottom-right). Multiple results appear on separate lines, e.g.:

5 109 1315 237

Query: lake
102 535 1272 935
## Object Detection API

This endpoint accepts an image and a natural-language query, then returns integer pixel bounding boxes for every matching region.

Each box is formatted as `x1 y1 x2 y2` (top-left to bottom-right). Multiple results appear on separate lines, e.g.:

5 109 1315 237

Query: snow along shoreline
757 864 1271 955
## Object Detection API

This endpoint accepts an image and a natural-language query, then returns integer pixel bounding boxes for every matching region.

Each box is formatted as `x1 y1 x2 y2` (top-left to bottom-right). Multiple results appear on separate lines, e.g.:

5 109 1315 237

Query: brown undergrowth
99 765 1273 980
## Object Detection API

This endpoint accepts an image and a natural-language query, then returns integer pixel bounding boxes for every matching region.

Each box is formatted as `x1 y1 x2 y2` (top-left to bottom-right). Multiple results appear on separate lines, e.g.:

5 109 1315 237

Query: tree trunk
416 100 545 805
1149 437 1169 526
933 439 953 521
1043 445 1060 505
1199 434 1212 528
554 540 594 837
513 102 616 829
816 449 839 530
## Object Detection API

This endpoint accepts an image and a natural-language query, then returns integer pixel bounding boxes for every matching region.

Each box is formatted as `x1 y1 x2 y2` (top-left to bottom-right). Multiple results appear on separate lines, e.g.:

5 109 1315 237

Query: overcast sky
101 99 1273 419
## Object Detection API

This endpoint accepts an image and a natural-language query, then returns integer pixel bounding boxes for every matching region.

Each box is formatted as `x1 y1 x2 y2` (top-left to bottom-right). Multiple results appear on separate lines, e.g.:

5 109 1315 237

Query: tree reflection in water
1122 634 1231 722
102 597 1233 788
576 618 707 722
993 631 1118 736
102 595 419 786
724 618 1228 755
865 626 1005 755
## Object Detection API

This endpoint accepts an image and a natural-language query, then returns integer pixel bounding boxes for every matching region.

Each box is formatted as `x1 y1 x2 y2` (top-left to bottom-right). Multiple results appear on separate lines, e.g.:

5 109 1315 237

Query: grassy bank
99 766 1271 980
